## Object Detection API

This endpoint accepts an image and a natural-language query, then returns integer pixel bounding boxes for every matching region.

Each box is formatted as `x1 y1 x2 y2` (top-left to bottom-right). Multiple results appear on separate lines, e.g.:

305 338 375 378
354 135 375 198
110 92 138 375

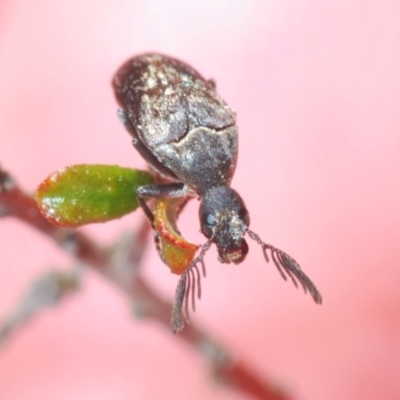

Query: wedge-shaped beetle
112 53 322 332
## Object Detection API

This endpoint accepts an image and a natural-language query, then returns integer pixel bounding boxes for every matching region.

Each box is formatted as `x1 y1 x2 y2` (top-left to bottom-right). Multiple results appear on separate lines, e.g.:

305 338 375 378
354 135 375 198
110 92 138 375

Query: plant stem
0 166 291 400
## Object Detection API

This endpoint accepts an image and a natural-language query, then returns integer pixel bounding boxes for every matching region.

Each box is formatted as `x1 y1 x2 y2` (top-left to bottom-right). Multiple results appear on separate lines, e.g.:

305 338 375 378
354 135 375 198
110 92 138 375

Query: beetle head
200 187 249 264
174 188 322 333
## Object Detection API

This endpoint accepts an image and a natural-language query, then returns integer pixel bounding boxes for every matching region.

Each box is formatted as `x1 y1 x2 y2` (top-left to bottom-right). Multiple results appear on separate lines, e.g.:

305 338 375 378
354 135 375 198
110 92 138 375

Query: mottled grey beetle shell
112 53 322 333
112 53 238 195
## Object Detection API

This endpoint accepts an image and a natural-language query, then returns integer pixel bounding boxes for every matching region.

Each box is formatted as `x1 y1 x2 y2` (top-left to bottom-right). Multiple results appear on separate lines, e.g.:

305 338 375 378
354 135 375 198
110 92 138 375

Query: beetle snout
217 238 248 264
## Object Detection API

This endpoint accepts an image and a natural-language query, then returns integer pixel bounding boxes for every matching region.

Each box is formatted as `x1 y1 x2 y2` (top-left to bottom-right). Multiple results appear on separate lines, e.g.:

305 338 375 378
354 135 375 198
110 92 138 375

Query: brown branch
0 166 291 400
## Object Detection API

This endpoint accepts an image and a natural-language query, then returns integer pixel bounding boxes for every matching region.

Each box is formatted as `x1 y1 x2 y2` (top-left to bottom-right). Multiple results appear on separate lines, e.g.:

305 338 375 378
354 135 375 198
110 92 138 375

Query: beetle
112 53 322 332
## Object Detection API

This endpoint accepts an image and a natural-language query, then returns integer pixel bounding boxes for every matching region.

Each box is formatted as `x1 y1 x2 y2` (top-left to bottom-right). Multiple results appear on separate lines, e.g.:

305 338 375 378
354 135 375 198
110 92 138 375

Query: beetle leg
117 109 179 180
137 182 191 225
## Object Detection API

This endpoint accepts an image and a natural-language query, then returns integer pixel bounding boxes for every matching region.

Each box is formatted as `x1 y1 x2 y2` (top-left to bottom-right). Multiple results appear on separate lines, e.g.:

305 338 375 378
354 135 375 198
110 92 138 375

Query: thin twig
0 268 80 344
0 166 291 400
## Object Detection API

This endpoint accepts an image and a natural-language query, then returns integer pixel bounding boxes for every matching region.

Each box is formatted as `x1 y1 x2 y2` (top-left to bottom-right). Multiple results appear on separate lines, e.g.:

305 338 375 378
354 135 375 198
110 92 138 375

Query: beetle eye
206 214 217 226
201 213 217 238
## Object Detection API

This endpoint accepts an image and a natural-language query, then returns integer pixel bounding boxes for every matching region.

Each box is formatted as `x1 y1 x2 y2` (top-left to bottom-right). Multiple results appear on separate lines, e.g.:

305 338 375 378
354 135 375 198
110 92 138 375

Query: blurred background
1 1 400 399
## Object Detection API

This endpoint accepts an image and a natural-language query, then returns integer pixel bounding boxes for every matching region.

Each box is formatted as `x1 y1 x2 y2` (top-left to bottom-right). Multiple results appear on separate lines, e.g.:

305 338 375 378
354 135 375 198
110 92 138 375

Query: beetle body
113 54 238 195
113 53 249 263
112 53 321 332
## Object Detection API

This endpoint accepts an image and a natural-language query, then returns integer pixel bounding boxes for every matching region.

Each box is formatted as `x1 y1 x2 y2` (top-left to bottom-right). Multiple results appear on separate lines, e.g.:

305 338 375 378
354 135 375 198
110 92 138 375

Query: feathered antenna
247 230 322 304
171 240 212 333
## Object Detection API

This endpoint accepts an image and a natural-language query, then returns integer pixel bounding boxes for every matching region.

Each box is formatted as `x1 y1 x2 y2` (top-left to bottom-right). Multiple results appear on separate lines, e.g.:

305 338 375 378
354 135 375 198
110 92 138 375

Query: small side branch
0 166 291 400
0 268 80 344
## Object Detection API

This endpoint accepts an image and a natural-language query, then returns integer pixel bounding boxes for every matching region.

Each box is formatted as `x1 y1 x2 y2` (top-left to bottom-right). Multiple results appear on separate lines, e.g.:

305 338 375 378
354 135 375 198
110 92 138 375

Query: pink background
1 1 400 399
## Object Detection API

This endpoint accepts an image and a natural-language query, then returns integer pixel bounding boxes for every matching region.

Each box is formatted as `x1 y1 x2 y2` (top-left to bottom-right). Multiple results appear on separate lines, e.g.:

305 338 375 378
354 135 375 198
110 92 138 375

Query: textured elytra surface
157 125 238 194
113 53 236 147
113 53 238 192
